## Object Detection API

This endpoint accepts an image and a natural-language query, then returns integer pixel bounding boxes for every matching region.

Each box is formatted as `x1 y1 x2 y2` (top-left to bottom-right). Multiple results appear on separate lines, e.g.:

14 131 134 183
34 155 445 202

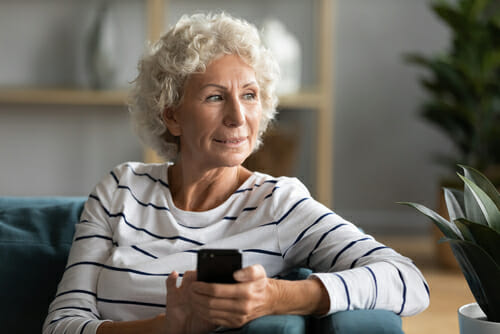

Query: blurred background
0 0 454 237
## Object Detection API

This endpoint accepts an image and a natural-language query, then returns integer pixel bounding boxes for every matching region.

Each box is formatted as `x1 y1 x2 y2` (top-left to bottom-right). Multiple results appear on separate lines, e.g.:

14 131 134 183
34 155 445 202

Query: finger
182 270 197 284
195 307 255 329
192 281 256 299
167 271 179 290
233 264 267 283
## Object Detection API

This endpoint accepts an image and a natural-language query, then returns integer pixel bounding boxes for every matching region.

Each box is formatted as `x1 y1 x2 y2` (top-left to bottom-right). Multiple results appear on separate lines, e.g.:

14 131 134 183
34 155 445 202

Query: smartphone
197 249 242 284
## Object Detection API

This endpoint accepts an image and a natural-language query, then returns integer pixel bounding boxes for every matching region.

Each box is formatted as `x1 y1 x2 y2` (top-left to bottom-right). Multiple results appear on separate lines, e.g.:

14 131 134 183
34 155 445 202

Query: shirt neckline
164 165 258 226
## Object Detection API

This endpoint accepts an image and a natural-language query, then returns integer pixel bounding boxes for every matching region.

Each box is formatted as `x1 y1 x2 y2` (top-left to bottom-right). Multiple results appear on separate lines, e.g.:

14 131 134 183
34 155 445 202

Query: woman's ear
163 107 182 136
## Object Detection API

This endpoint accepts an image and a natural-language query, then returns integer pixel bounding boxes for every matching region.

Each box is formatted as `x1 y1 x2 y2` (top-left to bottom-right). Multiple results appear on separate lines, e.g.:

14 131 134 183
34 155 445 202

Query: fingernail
234 270 244 280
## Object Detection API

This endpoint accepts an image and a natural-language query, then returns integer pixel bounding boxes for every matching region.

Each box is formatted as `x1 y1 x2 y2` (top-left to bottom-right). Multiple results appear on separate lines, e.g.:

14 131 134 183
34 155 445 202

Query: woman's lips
214 137 247 146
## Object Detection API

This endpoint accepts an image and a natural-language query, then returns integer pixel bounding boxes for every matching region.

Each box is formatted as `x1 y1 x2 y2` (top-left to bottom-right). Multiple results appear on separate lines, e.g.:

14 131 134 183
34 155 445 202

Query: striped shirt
43 162 429 334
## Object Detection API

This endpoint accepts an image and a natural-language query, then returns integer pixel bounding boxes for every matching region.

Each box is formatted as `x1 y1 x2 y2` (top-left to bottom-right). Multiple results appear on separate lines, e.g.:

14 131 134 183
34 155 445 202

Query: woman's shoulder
251 171 311 197
110 161 170 183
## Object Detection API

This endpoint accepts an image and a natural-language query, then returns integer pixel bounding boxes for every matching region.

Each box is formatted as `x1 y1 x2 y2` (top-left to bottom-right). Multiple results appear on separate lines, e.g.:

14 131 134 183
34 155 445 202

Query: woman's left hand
190 264 279 328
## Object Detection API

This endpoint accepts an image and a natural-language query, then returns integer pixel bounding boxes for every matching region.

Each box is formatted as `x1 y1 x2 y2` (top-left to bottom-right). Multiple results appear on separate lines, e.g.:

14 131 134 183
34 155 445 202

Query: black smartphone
197 249 242 284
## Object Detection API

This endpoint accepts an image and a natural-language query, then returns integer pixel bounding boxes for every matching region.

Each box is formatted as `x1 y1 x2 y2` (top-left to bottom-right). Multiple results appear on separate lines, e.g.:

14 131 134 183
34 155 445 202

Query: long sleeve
273 179 430 316
43 172 117 334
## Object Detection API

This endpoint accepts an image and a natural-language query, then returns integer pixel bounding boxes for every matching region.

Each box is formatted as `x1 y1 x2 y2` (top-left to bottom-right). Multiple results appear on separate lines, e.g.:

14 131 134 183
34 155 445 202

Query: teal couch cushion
0 197 86 334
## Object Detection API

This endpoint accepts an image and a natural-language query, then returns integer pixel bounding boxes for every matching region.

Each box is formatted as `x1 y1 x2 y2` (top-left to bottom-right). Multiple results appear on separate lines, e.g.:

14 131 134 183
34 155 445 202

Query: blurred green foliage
406 0 500 174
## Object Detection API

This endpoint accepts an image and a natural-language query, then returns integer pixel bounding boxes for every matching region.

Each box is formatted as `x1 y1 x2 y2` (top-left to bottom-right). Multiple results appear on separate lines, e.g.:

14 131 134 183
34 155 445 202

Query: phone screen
197 249 242 284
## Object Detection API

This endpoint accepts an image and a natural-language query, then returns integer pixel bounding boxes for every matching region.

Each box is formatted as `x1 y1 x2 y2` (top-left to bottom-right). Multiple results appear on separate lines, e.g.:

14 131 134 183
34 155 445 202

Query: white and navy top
43 162 429 334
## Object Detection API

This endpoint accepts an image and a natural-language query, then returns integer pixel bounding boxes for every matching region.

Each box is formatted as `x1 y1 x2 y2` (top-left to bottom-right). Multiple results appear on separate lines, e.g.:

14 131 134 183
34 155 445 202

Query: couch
0 197 404 333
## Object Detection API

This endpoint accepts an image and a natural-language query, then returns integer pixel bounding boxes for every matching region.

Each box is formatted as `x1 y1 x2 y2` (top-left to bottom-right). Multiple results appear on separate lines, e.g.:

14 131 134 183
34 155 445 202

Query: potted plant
404 0 500 268
399 165 500 333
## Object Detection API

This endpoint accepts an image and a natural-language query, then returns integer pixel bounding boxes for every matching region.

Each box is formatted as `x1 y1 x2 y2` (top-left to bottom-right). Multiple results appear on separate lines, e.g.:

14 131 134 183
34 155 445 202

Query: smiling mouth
214 137 246 144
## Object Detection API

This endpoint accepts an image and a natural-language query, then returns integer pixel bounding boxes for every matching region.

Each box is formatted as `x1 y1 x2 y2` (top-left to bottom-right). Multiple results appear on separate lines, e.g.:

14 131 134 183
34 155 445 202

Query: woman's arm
275 197 430 317
96 315 165 334
97 271 216 334
43 167 121 334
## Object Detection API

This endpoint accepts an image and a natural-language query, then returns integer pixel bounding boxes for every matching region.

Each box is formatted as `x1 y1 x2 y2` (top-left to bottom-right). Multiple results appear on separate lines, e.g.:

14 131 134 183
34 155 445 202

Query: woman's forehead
187 55 258 89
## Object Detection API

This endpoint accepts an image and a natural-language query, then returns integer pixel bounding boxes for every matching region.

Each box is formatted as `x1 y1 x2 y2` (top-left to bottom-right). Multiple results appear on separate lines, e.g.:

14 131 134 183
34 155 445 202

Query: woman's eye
206 95 223 102
243 93 256 100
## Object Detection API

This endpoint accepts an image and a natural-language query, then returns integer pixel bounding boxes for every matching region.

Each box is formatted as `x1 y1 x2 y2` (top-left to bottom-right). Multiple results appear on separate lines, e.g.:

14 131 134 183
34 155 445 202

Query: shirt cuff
309 272 349 316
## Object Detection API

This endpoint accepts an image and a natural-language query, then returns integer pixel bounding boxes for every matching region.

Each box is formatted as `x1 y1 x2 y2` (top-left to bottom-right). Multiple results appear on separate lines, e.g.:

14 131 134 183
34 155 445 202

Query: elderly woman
43 13 429 334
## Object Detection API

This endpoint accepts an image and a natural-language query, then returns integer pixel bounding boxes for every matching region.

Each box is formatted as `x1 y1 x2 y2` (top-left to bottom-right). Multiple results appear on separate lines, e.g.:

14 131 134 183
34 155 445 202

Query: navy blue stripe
50 315 81 324
365 266 378 309
56 289 97 298
118 185 170 211
335 273 351 310
126 164 169 188
176 222 205 229
184 249 199 254
110 171 119 184
396 268 407 315
330 237 371 268
48 306 100 319
89 194 203 246
234 187 254 194
283 212 334 257
243 249 282 256
260 197 309 227
223 216 238 220
264 186 280 199
79 219 89 224
97 297 165 308
50 306 92 314
423 280 430 296
80 320 92 334
74 234 115 244
132 245 158 259
306 223 347 266
233 180 278 194
65 261 169 277
350 246 389 268
242 206 257 211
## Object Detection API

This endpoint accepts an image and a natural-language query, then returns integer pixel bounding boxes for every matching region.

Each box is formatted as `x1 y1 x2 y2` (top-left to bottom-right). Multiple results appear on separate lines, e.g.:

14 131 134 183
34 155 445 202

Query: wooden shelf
0 88 128 106
278 90 323 109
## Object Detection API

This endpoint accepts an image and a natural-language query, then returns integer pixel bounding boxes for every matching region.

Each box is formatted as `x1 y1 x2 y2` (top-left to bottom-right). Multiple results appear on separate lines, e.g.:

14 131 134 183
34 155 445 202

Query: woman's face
165 54 262 169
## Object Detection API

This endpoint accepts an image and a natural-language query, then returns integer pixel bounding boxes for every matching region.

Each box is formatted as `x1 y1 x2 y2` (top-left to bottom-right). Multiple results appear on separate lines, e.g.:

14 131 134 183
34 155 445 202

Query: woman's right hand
164 270 217 334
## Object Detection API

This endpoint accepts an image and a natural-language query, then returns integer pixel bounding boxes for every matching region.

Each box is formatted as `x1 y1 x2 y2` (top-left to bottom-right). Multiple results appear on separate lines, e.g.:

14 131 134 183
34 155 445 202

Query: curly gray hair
129 12 280 161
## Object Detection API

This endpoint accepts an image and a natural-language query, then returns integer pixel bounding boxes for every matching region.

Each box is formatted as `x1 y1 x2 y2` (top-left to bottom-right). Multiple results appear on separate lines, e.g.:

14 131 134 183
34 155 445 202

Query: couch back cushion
0 197 86 333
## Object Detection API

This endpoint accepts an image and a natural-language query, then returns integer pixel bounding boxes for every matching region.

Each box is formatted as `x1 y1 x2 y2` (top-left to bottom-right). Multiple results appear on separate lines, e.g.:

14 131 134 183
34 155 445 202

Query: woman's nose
223 95 245 127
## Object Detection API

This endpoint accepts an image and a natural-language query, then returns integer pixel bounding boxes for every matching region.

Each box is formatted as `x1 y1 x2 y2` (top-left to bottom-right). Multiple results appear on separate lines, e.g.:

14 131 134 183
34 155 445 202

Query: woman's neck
168 162 251 212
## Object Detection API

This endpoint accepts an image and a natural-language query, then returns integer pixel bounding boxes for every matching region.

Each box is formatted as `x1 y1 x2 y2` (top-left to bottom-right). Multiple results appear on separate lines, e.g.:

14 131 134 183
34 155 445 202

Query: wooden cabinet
0 0 335 207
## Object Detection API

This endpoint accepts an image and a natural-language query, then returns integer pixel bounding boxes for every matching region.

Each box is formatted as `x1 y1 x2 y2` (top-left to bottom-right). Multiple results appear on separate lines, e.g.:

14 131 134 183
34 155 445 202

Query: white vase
458 303 500 334
85 0 118 90
261 19 302 95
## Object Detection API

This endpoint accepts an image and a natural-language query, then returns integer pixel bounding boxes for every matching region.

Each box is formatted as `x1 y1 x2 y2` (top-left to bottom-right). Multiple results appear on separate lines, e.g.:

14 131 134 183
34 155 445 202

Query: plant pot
458 303 500 334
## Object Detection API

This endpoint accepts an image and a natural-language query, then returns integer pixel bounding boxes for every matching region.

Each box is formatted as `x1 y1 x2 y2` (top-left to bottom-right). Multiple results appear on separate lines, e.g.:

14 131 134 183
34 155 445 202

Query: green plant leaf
453 218 475 242
443 187 465 221
398 202 462 239
458 173 500 232
454 218 500 267
460 165 500 210
447 238 500 322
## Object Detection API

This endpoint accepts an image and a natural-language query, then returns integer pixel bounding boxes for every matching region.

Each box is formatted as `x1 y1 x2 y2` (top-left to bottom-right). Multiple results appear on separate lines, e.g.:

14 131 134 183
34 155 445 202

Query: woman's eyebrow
200 81 258 90
201 83 226 90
